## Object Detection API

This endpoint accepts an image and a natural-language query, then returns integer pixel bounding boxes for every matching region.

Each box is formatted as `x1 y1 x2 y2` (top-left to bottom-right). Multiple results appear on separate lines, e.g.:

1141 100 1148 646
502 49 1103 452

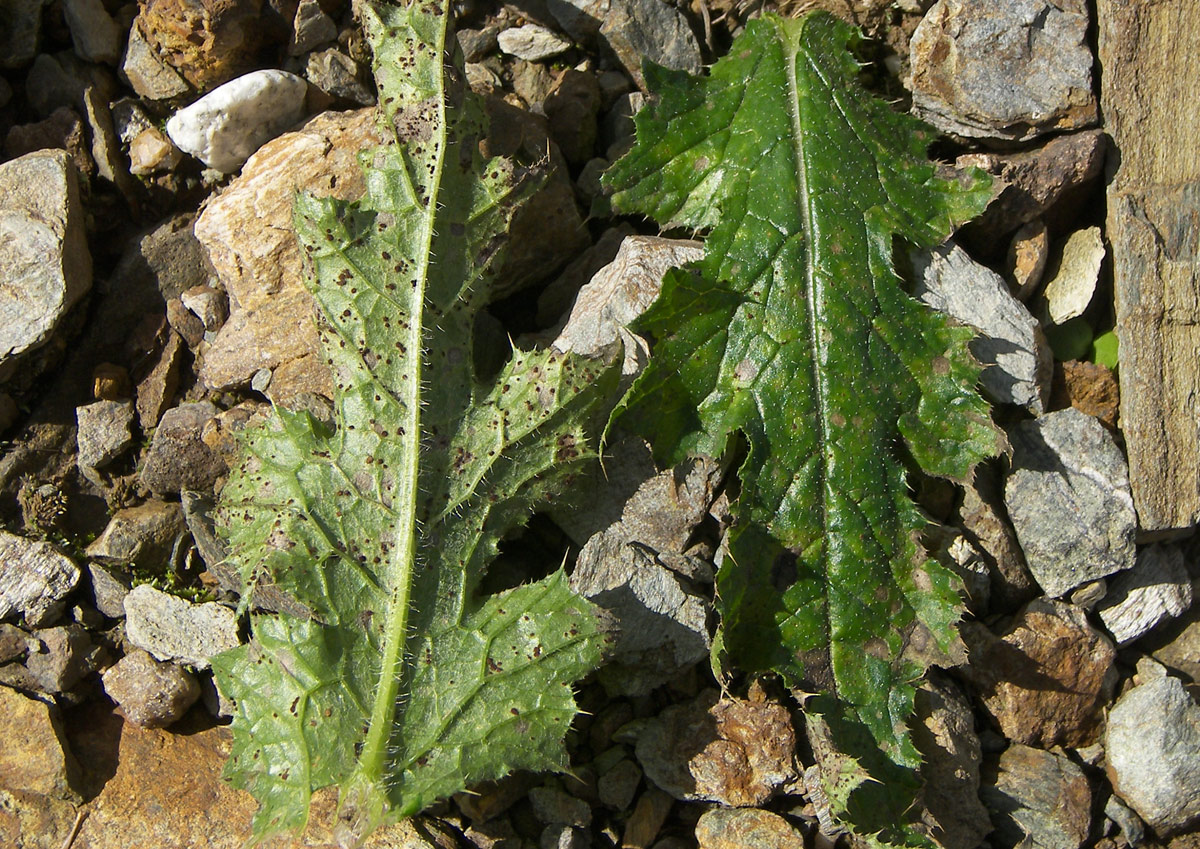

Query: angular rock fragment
1051 360 1120 430
1004 408 1136 597
0 150 92 382
635 689 797 806
555 235 704 375
76 398 135 475
0 531 80 626
958 463 1038 611
1007 219 1050 301
86 500 186 569
1106 673 1200 835
1039 227 1104 325
87 563 131 619
981 744 1092 849
498 24 572 61
23 623 96 695
0 0 44 69
1098 544 1193 645
123 584 240 669
63 0 123 65
0 686 82 801
102 649 201 728
912 241 1052 412
121 19 191 100
136 0 274 91
961 599 1116 749
139 401 226 495
167 69 309 173
907 0 1097 142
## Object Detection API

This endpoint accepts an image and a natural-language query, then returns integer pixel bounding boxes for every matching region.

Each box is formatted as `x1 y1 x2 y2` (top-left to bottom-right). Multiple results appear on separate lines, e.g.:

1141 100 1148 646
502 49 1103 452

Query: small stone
621 787 673 849
75 399 136 471
135 329 184 430
92 363 129 401
1105 796 1145 848
102 649 202 728
86 500 187 569
82 85 138 204
457 26 500 62
913 674 991 849
111 97 155 145
167 297 206 348
0 622 28 662
961 599 1116 749
529 786 592 828
912 241 1052 413
196 108 380 398
120 18 191 100
540 825 590 849
288 0 337 55
498 24 572 61
981 743 1092 849
87 563 131 619
0 531 80 626
554 235 704 375
958 129 1106 239
0 686 82 801
0 0 45 69
24 623 95 694
1007 219 1051 301
180 284 228 331
1051 360 1120 430
0 150 92 382
139 401 226 495
166 70 309 173
1039 227 1104 325
129 126 183 175
695 808 806 849
123 584 240 669
1098 544 1193 645
1106 674 1200 834
1004 408 1137 597
24 53 90 118
305 48 374 106
635 690 798 806
907 0 1097 142
63 0 123 65
597 758 641 811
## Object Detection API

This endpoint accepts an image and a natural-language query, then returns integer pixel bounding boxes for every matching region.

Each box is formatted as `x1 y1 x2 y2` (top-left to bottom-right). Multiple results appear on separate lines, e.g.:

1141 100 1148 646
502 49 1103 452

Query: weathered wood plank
1098 0 1200 534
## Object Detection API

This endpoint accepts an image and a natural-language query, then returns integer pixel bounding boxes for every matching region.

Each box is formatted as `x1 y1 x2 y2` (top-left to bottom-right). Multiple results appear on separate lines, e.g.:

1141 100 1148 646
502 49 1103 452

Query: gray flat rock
908 0 1097 142
86 500 186 569
0 150 92 381
498 24 572 61
76 399 135 472
123 584 240 669
1004 408 1136 597
913 242 1052 413
139 401 226 495
1106 674 1200 834
0 530 80 626
63 0 122 65
1098 543 1193 645
981 744 1092 849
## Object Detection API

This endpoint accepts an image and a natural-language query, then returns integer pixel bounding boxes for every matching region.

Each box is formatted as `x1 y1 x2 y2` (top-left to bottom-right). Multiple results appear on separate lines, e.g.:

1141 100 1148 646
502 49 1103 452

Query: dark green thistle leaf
604 11 1001 844
209 1 620 844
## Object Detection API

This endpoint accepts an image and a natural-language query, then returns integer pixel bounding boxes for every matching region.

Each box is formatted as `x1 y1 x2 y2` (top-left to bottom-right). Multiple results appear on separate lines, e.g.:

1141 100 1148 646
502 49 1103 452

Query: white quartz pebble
166 70 309 174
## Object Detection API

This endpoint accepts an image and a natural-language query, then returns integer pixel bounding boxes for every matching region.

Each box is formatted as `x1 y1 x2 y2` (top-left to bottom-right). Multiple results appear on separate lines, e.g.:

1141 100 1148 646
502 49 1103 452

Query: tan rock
1006 218 1050 301
695 808 805 849
196 108 379 400
134 327 184 430
1100 0 1200 534
1039 227 1104 324
0 686 81 801
86 500 187 568
962 599 1116 748
0 788 79 849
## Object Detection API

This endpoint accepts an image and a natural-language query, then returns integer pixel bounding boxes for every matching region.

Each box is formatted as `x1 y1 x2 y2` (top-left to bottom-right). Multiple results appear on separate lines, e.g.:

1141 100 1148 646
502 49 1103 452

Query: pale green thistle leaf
603 11 1001 845
209 1 619 843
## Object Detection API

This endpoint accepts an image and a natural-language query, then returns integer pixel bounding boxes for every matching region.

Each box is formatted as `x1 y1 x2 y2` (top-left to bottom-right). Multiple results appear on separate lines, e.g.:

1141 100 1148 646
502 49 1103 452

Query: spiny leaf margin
603 10 1001 845
211 1 620 844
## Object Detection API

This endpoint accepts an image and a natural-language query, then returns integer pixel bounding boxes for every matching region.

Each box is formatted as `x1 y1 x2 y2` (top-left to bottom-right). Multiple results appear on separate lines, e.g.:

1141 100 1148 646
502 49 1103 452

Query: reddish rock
962 599 1117 748
1051 360 1120 430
